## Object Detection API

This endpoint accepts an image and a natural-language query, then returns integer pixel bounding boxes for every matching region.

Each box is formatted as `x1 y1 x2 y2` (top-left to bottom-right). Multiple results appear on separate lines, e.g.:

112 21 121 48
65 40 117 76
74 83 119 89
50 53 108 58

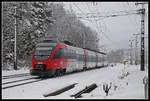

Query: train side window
73 50 76 59
53 48 62 59
61 48 67 58
65 48 71 59
68 49 71 59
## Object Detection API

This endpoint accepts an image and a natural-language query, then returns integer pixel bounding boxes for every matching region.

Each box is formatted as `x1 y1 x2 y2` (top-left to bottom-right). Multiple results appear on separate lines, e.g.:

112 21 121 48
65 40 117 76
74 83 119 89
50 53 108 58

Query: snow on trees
2 2 99 70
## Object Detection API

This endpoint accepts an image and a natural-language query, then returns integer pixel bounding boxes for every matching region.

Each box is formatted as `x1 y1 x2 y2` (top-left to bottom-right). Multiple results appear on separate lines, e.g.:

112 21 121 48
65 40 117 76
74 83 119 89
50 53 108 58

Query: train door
95 52 98 67
83 49 87 70
65 47 77 73
76 48 84 71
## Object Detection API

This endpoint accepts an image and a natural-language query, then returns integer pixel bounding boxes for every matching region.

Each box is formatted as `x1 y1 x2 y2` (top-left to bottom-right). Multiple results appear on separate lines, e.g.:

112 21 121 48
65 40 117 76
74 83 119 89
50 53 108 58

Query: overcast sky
62 2 148 52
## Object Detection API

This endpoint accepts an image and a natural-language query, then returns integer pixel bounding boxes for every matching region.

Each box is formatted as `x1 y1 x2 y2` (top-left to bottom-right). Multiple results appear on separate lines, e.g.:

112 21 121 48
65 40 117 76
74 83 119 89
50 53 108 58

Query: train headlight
60 61 63 65
37 62 43 64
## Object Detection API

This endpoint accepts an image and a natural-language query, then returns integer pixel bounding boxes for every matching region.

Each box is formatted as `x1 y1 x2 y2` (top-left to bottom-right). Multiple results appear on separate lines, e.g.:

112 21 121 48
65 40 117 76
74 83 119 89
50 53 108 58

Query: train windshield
34 43 56 60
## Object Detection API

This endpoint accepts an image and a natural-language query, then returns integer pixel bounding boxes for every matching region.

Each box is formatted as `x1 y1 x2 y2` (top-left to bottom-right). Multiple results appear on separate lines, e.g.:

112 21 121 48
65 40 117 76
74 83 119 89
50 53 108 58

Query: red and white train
30 38 108 77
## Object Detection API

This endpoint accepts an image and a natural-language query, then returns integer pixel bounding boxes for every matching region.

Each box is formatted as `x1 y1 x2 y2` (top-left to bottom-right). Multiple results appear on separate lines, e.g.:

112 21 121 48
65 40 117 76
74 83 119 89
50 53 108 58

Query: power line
93 4 113 46
72 3 88 48
86 3 117 50
73 3 105 49
65 3 147 54
75 9 141 20
74 8 144 50
86 3 100 37
90 3 102 40
133 33 140 65
93 3 118 50
86 3 102 50
73 3 92 22
123 3 139 32
73 3 113 50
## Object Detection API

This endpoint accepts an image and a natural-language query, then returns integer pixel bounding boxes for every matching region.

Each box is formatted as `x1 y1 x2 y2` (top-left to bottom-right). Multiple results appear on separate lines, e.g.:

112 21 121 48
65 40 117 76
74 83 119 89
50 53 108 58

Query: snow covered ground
2 63 148 99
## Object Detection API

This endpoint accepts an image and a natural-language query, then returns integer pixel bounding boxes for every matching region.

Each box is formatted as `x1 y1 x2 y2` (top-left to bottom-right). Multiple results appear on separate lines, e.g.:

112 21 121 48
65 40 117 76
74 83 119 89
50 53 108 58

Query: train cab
31 40 67 77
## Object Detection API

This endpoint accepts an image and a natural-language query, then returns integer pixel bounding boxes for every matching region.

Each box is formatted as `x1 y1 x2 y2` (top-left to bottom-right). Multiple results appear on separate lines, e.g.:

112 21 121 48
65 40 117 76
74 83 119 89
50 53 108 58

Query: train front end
30 40 67 77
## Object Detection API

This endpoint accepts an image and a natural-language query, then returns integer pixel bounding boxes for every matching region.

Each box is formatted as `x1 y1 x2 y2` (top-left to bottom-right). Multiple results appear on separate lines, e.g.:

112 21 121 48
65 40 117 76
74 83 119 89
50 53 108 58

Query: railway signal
129 39 134 65
133 33 140 65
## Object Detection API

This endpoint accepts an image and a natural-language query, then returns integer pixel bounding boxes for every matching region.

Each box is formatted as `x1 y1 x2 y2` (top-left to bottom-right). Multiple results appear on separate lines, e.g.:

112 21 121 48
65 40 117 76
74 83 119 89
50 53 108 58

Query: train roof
62 41 106 55
62 40 76 46
83 48 107 55
37 37 106 55
60 41 106 55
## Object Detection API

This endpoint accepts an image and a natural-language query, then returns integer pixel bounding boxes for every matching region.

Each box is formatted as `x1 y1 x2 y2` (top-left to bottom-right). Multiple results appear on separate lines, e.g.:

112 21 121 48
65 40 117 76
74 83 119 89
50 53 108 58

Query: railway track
2 65 106 79
2 77 39 85
2 78 47 90
2 73 71 90
2 71 100 99
2 73 31 79
2 66 107 90
2 72 68 90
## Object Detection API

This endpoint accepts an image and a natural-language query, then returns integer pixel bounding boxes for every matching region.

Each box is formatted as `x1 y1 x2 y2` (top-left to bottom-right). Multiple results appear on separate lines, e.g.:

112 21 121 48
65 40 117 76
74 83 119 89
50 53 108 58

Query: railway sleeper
43 83 78 97
71 83 97 98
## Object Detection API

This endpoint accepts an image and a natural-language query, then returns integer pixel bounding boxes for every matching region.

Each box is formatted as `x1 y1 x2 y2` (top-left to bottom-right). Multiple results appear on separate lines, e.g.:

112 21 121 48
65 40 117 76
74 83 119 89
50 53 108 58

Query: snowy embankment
2 68 29 76
2 63 147 99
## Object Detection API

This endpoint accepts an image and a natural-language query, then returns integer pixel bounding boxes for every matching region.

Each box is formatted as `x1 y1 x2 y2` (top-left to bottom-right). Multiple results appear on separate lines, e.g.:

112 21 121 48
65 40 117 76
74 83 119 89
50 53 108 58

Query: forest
2 2 99 70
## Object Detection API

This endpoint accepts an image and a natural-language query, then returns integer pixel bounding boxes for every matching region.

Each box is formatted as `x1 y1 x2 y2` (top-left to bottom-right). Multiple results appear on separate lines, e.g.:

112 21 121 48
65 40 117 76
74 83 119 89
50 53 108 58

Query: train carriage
74 47 85 71
96 53 104 67
61 45 78 72
30 39 107 77
86 50 97 69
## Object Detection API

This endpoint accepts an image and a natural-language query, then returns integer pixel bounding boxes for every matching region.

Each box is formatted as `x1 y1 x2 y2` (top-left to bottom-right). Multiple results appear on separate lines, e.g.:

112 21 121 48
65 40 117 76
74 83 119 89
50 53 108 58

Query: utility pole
135 2 147 71
129 40 134 65
2 3 4 69
99 45 105 65
14 6 17 70
140 4 145 71
82 28 86 48
83 32 85 48
133 34 140 65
